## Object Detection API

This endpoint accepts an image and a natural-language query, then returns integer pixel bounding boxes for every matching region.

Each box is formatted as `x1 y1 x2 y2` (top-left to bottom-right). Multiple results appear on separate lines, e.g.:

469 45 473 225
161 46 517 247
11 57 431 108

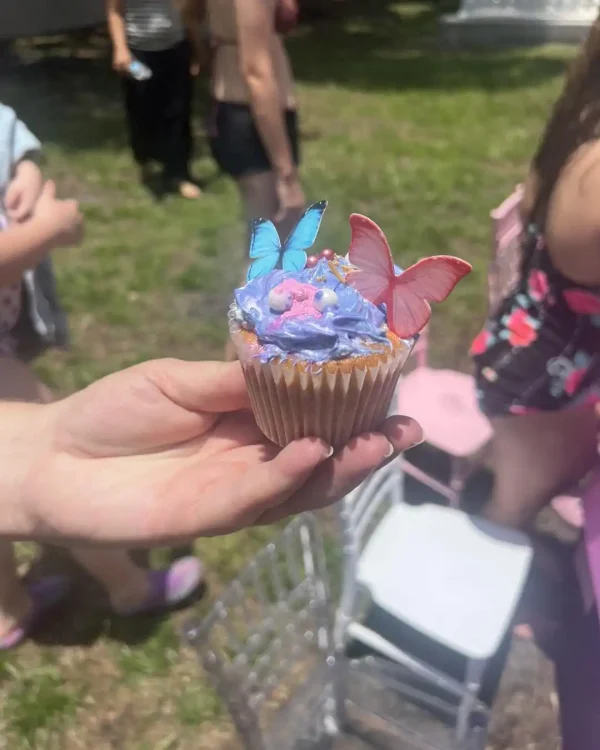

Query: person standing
106 0 204 199
206 0 305 239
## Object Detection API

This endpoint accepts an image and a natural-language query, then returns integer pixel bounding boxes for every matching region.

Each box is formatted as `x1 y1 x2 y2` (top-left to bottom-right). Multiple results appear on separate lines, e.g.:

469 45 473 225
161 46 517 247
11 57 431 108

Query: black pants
208 100 300 179
121 39 193 181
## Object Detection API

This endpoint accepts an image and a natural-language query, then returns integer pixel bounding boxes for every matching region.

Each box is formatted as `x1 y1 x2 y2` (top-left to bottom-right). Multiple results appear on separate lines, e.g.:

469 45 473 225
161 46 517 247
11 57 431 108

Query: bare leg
225 170 306 361
0 542 34 638
68 548 150 611
224 172 280 362
484 405 598 528
237 170 303 241
237 170 279 227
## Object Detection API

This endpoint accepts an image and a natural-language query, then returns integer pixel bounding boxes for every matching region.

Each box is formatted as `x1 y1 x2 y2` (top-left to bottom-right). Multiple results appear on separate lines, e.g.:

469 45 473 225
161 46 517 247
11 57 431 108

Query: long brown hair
529 18 600 225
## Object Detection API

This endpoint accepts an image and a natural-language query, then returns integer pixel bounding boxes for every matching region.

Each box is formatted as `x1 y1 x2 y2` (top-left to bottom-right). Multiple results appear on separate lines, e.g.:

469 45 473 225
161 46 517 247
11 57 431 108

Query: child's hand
190 54 201 77
34 180 83 249
4 160 44 222
113 46 133 74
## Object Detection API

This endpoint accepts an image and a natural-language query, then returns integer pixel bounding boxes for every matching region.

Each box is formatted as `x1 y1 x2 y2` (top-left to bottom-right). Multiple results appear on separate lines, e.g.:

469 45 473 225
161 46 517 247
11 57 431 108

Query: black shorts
208 100 300 179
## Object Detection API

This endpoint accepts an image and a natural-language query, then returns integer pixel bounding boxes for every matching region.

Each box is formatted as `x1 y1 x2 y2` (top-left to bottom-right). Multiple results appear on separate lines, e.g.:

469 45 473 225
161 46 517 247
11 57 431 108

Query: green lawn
0 3 571 748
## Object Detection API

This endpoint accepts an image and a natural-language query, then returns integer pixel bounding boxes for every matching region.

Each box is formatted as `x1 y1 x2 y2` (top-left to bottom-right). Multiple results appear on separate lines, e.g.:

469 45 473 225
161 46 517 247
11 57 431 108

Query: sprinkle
327 261 347 284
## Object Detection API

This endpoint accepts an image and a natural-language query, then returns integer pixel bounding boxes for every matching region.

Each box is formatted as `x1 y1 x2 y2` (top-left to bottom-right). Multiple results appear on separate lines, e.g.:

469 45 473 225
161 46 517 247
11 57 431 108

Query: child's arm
5 159 43 223
183 0 208 77
0 181 83 287
106 0 132 73
0 104 44 222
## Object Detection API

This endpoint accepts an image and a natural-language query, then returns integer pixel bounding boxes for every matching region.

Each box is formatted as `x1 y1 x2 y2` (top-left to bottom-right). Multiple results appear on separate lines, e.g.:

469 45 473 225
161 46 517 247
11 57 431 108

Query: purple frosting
232 258 393 363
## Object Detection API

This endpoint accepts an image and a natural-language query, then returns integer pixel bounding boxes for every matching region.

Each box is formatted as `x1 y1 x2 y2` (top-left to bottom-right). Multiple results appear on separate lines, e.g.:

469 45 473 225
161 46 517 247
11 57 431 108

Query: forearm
184 0 207 62
0 220 52 286
106 0 128 53
0 402 44 540
245 76 295 178
187 19 209 67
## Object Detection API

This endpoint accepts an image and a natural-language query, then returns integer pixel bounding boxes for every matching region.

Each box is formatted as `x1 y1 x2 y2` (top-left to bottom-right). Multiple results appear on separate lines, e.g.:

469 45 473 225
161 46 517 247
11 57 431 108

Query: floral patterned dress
471 223 600 417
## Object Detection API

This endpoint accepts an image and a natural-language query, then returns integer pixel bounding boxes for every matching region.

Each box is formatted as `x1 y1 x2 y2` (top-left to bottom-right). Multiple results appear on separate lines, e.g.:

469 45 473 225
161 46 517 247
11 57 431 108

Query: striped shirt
125 0 185 52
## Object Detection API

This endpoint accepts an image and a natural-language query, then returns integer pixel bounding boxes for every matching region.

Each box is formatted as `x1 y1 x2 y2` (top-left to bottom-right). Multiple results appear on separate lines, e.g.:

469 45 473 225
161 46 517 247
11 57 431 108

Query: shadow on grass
25 544 206 648
288 0 568 94
0 0 567 155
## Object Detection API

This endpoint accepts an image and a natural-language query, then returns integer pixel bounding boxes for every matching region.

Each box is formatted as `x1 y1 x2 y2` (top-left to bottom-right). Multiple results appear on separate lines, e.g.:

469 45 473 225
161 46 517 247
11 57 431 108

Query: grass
0 2 569 747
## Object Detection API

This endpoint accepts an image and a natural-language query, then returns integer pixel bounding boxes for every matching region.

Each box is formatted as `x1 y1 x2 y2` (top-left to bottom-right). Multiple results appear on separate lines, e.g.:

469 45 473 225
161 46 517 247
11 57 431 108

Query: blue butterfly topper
247 200 328 281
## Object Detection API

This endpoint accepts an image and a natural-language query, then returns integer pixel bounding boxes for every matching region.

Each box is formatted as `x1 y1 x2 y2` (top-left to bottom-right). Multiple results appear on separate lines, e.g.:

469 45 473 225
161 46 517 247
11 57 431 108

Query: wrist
28 213 55 248
113 40 129 56
15 158 36 175
0 402 50 540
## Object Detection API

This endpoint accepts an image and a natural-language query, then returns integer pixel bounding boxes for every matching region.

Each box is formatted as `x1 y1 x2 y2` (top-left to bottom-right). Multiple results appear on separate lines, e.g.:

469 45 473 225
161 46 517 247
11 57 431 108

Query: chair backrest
488 185 524 316
184 514 333 750
337 460 404 632
340 458 404 555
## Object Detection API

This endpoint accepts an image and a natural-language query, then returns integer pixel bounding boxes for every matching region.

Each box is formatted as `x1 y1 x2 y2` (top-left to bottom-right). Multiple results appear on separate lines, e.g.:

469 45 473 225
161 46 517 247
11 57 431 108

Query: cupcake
229 202 471 449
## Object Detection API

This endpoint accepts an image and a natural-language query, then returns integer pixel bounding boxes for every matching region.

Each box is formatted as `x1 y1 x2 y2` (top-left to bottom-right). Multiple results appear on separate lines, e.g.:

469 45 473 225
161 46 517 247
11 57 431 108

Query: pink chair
488 185 524 316
397 184 583 528
397 325 492 504
394 187 526 504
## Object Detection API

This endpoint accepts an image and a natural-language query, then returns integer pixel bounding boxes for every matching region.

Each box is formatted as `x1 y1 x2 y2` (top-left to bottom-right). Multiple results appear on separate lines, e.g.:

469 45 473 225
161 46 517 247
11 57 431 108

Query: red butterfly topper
346 214 472 339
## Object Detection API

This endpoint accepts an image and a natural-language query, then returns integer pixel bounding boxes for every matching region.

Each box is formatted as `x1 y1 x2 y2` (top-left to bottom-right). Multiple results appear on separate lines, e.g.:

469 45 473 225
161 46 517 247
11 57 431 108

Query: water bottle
128 59 152 81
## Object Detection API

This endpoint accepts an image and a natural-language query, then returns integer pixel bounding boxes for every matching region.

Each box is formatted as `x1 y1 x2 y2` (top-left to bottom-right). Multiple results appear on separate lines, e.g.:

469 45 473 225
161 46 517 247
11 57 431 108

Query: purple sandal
113 556 204 617
0 575 70 650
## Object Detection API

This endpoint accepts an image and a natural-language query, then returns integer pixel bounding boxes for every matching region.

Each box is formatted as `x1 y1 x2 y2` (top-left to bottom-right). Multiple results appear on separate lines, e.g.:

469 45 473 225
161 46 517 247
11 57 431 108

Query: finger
183 437 332 535
4 182 19 210
257 417 423 524
380 415 424 457
256 433 392 523
8 196 34 223
139 358 251 414
39 179 56 202
8 206 28 222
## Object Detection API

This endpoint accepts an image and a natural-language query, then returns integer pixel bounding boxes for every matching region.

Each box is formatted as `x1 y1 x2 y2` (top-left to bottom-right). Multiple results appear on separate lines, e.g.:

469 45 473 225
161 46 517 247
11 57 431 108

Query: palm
29 360 422 546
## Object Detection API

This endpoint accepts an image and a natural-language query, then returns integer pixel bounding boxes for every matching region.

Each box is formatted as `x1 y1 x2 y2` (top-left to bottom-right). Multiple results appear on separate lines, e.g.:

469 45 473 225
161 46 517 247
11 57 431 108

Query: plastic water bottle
128 59 152 81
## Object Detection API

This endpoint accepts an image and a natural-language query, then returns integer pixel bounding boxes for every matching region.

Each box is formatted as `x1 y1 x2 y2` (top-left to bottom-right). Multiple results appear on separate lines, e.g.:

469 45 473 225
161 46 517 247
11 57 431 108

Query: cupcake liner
229 306 412 449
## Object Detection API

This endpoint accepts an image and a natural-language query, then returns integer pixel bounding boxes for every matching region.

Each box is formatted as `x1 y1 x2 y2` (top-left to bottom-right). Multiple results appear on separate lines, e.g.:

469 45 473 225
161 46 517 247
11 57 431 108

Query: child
106 0 204 198
470 18 600 529
0 103 203 649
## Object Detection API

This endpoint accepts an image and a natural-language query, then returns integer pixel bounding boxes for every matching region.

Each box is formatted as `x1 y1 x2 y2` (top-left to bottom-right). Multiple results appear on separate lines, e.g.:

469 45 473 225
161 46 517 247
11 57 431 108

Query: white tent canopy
0 0 104 40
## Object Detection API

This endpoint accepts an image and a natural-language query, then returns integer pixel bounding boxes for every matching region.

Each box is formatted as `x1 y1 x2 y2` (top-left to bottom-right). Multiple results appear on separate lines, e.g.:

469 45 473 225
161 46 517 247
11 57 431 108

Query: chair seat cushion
357 503 533 660
396 368 492 457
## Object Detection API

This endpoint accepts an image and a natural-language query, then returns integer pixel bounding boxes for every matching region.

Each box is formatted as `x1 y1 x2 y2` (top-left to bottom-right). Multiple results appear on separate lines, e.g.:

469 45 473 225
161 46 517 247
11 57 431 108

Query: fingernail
383 441 394 458
323 445 334 459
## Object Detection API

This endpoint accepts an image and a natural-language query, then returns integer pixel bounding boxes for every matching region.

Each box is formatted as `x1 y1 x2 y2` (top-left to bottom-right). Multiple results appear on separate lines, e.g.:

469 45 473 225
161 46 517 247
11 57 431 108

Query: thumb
40 179 56 202
137 358 252 414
